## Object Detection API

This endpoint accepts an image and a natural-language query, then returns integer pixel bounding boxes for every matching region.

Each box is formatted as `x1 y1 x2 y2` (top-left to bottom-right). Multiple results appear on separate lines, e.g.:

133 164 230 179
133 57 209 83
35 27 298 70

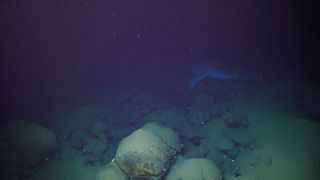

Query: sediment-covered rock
68 129 90 150
0 120 58 168
216 137 239 160
141 122 182 151
68 127 109 166
165 158 222 180
114 123 181 178
0 120 59 179
96 162 128 180
185 144 209 158
187 107 212 127
88 121 108 139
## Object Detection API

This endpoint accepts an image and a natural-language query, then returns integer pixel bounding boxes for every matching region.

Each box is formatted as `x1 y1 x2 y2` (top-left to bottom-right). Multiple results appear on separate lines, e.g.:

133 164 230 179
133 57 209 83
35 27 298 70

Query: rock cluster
97 122 222 180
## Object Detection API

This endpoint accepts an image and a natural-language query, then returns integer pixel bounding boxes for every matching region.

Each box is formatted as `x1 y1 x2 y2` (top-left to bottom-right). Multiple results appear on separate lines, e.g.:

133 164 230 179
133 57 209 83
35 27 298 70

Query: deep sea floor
1 79 320 180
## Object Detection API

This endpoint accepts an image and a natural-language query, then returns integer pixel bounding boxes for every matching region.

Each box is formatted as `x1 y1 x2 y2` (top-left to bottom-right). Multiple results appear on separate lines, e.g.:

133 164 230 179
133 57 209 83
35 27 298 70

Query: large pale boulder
114 123 181 178
141 122 182 152
165 158 222 180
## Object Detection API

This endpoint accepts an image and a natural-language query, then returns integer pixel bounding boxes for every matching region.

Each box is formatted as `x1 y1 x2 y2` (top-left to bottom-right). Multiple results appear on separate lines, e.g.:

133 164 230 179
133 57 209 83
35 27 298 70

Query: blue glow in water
188 64 236 90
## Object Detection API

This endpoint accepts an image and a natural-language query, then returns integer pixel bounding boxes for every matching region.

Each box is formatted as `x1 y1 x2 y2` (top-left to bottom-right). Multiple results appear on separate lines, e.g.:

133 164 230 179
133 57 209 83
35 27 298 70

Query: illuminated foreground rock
114 122 181 179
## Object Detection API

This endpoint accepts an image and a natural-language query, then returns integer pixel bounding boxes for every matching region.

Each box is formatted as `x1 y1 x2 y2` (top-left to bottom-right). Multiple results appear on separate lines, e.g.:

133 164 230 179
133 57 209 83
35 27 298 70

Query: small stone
187 108 212 128
88 121 108 139
264 156 272 166
225 113 250 128
187 136 205 146
68 129 90 150
185 145 209 158
216 137 239 159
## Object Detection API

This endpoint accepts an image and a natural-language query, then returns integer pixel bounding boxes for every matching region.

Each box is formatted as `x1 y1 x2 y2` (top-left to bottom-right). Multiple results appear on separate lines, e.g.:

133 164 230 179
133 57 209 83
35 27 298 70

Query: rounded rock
114 123 181 179
165 158 222 180
0 120 58 168
96 162 128 180
115 129 169 177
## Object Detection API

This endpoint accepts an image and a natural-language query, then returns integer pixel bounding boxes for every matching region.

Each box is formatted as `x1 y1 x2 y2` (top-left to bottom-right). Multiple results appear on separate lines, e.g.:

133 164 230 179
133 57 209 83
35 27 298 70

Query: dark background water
0 0 319 121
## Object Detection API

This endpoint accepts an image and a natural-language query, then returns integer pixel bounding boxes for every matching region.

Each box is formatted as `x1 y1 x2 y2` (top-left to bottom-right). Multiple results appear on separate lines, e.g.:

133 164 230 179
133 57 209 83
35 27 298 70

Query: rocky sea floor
1 79 320 180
